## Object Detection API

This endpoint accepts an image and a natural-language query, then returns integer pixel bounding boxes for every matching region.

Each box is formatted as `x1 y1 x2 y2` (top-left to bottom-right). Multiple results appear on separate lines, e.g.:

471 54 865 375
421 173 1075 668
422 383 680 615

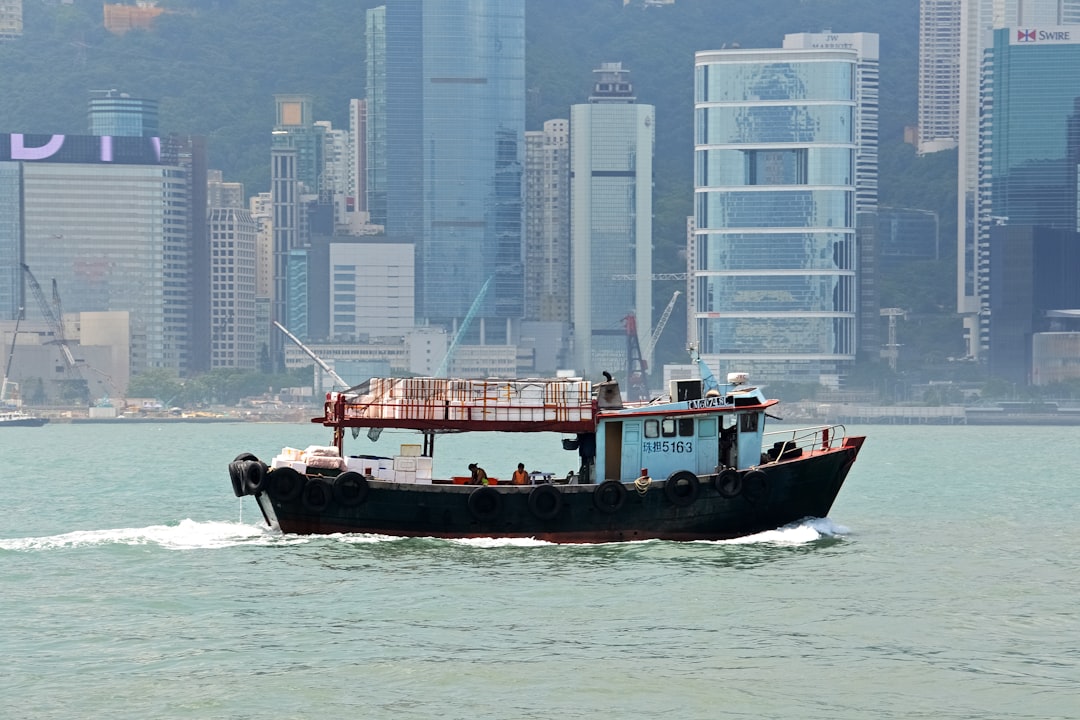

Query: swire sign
0 133 162 164
1011 26 1079 45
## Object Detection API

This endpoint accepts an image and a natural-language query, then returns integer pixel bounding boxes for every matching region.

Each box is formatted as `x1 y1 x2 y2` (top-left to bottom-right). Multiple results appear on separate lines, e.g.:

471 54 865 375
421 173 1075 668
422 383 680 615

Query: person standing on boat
511 462 529 485
468 463 489 485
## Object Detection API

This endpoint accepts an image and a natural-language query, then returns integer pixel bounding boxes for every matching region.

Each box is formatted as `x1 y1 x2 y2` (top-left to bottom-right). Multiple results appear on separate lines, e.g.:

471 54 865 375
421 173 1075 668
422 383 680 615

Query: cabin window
678 418 694 437
739 413 759 433
698 418 717 437
661 418 677 437
644 419 660 438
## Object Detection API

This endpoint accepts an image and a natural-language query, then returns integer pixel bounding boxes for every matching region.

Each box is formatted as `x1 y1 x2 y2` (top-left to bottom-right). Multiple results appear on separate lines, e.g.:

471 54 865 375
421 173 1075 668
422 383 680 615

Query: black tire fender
664 470 700 507
741 470 770 505
333 471 370 506
714 468 742 499
467 486 502 522
228 461 246 497
269 466 305 502
302 477 333 513
242 460 269 495
527 483 562 520
593 480 627 514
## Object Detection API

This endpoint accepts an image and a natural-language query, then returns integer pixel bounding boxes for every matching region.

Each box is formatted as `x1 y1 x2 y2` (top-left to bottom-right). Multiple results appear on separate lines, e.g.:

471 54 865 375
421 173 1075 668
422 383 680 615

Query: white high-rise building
783 32 879 213
524 118 570 324
694 47 858 385
570 63 654 380
917 0 962 154
208 207 258 370
0 0 23 41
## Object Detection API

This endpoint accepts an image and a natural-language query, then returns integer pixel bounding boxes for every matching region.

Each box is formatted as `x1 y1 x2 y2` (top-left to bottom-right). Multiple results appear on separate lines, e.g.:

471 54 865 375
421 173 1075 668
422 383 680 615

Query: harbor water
2 421 1078 719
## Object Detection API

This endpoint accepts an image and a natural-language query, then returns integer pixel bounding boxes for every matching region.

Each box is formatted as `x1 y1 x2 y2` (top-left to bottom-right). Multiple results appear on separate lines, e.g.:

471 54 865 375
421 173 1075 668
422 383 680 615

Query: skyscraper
693 47 858 385
270 94 323 363
982 26 1080 380
570 63 654 377
0 0 22 41
783 32 879 213
381 0 525 344
1 133 188 374
365 6 386 226
957 0 1080 359
88 89 159 138
524 119 570 324
917 0 962 154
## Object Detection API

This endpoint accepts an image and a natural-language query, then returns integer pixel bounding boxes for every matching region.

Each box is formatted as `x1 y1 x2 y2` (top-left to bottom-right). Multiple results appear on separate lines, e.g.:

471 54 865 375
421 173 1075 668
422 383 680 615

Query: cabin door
619 423 641 482
604 421 623 481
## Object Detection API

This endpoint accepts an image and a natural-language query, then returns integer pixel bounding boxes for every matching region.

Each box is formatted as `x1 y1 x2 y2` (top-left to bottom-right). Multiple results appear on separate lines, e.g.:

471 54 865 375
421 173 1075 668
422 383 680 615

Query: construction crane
22 265 89 403
21 264 79 372
642 290 681 361
2 307 24 406
434 275 493 379
273 321 350 389
623 313 651 402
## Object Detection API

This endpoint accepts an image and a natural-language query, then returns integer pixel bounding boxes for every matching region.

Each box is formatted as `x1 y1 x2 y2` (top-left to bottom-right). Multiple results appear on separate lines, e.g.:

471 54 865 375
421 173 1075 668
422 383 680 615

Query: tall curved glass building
693 48 857 384
382 0 525 343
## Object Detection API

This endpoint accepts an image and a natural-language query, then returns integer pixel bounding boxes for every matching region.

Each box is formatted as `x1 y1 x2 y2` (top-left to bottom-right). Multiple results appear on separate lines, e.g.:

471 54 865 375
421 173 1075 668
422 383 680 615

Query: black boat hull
0 417 49 427
247 443 861 543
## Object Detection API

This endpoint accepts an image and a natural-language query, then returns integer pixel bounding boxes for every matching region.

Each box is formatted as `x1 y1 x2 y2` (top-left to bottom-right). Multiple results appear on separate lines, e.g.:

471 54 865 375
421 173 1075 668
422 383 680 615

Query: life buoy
467 486 502 522
334 471 369 506
268 466 304 502
714 468 742 499
741 470 769 505
527 484 562 520
242 460 269 495
228 461 246 497
302 477 332 512
664 471 700 507
593 480 626 514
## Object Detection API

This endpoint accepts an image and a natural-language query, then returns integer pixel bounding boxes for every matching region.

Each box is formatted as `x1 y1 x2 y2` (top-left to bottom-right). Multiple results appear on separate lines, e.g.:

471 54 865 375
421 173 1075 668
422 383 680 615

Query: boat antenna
688 344 720 396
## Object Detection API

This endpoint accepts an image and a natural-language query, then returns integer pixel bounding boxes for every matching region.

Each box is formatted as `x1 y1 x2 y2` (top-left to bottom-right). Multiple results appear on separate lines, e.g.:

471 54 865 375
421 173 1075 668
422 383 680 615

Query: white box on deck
394 456 417 472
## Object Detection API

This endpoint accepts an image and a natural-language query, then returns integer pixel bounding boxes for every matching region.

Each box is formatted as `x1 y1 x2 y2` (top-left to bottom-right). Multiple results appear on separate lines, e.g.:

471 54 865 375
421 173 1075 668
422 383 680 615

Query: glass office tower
383 0 525 342
986 27 1080 232
0 133 187 373
693 48 858 385
88 89 159 138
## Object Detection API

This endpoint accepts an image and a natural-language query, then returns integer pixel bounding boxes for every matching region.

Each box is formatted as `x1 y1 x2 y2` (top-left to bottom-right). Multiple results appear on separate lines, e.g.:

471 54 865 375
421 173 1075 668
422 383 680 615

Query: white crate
394 456 417 472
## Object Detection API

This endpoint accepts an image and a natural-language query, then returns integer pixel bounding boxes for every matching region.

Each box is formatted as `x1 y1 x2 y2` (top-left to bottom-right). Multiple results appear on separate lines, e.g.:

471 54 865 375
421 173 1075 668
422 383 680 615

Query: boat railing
761 424 847 463
324 377 595 427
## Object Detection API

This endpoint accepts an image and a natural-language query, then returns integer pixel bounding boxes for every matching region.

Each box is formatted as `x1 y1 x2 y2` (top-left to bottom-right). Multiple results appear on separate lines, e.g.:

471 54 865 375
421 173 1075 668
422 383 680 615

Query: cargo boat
229 355 865 543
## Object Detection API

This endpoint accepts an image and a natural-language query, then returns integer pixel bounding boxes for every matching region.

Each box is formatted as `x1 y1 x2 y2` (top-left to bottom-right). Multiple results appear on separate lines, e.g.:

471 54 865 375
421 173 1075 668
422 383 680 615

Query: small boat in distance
228 351 865 543
0 409 49 427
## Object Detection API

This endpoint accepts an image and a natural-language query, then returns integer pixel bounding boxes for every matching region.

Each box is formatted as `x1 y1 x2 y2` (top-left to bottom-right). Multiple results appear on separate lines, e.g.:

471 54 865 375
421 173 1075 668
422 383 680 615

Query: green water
1 422 1077 719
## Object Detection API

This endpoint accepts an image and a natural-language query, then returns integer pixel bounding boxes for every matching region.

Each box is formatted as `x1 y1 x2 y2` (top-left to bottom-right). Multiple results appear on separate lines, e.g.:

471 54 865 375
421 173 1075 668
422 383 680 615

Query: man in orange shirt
511 462 529 485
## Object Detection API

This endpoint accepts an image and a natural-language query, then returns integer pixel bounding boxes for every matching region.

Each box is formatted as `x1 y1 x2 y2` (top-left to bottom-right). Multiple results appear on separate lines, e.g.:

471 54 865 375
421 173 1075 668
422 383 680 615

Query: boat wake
715 516 849 546
0 519 283 552
0 517 849 552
